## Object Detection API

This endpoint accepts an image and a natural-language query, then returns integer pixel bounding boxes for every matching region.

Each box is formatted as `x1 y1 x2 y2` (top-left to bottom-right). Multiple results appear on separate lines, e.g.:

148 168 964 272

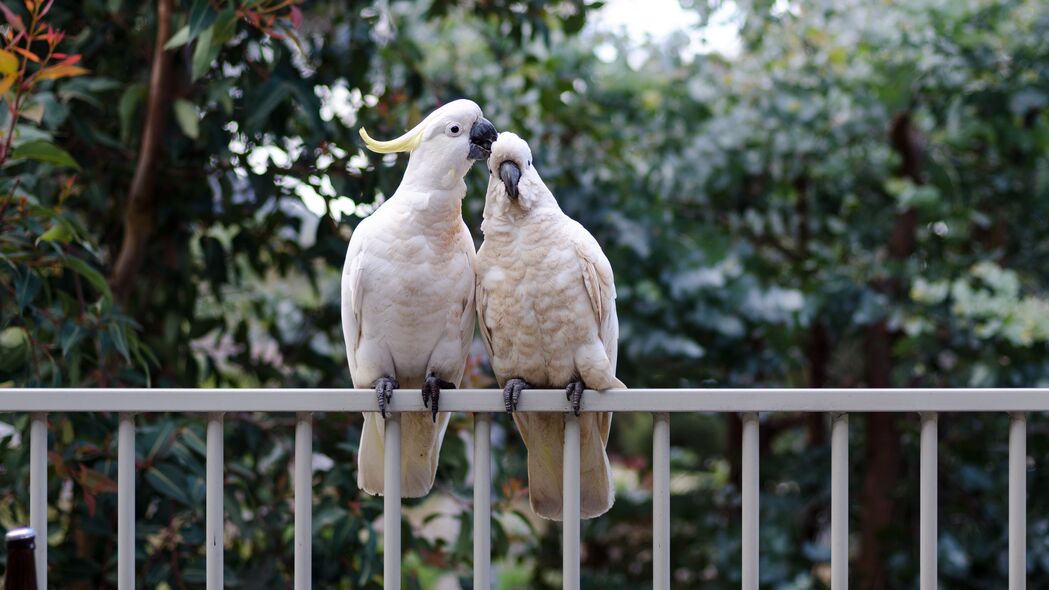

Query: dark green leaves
10 139 80 169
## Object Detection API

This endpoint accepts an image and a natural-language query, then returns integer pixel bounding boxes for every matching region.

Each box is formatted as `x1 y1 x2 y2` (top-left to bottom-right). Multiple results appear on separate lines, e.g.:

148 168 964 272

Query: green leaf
212 9 237 46
63 257 114 301
190 26 219 82
38 220 74 243
164 25 191 50
187 0 218 42
10 140 81 170
144 465 190 505
118 83 146 145
14 270 40 312
246 78 291 132
0 326 29 372
108 323 130 362
146 420 176 461
173 98 199 140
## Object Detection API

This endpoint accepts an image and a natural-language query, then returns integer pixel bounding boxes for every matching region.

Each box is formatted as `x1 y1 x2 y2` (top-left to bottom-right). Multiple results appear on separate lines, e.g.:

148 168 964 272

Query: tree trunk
857 111 923 589
806 321 829 447
110 0 174 303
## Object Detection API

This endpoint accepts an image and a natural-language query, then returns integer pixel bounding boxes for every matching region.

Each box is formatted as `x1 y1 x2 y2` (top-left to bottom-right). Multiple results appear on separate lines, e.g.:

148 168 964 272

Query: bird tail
357 412 451 498
516 412 615 521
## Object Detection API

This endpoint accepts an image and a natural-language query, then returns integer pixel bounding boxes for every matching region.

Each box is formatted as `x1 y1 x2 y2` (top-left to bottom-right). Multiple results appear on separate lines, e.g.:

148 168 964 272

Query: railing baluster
295 412 313 590
919 412 937 590
29 412 47 588
473 413 492 589
563 411 581 590
118 413 136 590
1009 412 1026 590
741 412 759 590
831 412 848 589
383 412 401 589
206 412 224 590
653 412 671 590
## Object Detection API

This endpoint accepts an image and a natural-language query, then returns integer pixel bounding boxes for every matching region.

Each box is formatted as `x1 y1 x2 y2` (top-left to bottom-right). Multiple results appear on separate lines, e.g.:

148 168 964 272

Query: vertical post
652 412 671 590
295 412 313 590
919 412 937 590
831 412 848 589
563 411 581 590
29 412 47 588
473 413 492 590
206 412 224 590
383 413 401 589
1009 412 1026 590
118 413 136 590
741 412 759 590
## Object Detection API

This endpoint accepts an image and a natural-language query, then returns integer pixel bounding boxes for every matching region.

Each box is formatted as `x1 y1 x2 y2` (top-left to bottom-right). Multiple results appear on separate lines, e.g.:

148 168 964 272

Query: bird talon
424 372 452 423
566 381 584 416
503 378 528 414
373 376 398 419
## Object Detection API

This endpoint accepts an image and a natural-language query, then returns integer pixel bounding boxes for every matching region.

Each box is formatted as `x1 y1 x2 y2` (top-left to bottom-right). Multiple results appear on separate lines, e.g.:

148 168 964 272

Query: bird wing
448 223 478 386
341 222 369 383
475 244 496 363
574 229 620 372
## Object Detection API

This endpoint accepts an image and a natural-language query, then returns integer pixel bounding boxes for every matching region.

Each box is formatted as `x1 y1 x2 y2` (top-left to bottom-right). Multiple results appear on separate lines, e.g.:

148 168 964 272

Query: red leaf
76 464 118 494
288 5 303 29
10 46 39 63
34 64 88 81
84 492 96 517
48 450 67 477
0 3 24 32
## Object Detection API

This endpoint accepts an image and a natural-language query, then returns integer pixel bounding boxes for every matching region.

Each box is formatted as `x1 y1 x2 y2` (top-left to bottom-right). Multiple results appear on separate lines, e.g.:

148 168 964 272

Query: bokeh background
2 0 1049 587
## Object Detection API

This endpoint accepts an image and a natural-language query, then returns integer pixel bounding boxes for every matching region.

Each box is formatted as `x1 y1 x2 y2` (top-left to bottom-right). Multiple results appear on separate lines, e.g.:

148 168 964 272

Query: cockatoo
475 132 625 520
344 99 497 497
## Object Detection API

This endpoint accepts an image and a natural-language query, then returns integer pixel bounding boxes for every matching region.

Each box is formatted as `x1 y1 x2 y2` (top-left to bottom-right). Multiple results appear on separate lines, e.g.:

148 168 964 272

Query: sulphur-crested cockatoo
344 99 497 497
475 132 625 520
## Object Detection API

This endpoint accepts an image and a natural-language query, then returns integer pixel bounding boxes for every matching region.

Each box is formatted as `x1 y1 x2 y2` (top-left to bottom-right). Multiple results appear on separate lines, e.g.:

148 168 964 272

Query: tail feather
357 412 451 498
516 412 614 521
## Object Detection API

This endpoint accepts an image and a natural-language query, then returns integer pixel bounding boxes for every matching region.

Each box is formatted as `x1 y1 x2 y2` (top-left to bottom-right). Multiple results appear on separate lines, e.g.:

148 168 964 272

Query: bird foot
503 378 528 414
565 381 585 416
373 376 399 419
423 371 454 422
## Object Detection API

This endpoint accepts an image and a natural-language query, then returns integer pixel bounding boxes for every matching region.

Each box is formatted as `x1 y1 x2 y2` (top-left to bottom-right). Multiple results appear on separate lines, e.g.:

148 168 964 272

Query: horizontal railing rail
1 387 1043 590
2 387 1049 412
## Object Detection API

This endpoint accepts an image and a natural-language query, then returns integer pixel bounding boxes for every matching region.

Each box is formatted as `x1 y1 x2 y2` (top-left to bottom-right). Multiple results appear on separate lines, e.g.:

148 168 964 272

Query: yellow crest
359 123 425 154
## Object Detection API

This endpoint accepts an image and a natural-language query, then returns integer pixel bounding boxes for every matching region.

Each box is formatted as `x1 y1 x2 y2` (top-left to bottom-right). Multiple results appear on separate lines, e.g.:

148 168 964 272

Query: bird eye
446 123 462 137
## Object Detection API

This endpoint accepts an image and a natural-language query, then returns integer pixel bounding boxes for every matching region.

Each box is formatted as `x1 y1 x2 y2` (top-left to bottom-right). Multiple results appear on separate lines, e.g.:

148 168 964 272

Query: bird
475 132 625 520
343 99 497 498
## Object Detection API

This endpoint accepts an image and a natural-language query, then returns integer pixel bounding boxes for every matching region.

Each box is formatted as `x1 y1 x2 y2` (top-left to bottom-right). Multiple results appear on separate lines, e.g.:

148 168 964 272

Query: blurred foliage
0 0 1048 587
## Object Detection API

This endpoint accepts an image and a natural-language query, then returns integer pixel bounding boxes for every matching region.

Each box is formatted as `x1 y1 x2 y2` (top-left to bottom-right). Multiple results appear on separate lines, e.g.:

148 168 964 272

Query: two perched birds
341 99 623 520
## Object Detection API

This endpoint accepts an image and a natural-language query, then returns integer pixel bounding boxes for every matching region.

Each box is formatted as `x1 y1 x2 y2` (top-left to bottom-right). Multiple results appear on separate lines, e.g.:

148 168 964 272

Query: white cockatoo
343 99 497 498
475 132 625 520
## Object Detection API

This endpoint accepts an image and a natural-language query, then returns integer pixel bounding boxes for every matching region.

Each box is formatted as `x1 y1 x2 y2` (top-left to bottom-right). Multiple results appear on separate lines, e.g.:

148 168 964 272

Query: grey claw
373 376 398 419
503 378 528 414
566 382 584 416
424 372 454 423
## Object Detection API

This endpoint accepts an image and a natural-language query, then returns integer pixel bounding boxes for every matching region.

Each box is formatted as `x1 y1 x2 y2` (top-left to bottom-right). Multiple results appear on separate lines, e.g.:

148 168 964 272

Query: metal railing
1 387 1044 589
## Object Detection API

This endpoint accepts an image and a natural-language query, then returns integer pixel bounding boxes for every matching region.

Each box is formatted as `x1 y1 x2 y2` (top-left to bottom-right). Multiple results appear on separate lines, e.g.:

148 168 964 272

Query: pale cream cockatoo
344 99 497 497
475 132 625 520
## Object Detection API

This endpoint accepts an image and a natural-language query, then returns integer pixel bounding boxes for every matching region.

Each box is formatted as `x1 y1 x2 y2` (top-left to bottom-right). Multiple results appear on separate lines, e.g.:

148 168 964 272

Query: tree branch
110 0 174 303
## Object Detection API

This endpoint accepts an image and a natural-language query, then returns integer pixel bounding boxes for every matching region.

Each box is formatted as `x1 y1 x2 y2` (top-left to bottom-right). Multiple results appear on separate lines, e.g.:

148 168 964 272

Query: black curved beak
499 160 521 200
468 117 498 161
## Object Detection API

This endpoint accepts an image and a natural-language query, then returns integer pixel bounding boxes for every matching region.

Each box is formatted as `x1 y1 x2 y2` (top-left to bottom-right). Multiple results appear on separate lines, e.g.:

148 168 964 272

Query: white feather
476 132 624 520
342 100 482 498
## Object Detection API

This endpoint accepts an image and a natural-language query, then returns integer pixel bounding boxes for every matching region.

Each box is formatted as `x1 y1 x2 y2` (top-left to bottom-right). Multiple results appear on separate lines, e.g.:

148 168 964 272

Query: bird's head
358 99 497 188
487 131 534 204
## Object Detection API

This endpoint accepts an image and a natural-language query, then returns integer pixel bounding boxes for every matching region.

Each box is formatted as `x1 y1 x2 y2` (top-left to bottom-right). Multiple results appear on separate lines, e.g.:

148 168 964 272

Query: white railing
1 387 1045 589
